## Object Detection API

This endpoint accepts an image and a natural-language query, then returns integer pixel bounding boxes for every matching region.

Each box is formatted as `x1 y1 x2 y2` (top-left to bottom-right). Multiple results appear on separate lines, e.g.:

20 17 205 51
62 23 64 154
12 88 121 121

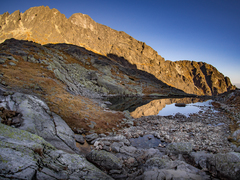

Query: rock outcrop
0 87 79 153
0 6 235 95
0 123 112 179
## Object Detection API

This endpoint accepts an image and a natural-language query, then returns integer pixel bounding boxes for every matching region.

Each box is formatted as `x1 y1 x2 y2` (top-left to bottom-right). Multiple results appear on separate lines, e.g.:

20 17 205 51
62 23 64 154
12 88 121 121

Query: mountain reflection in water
105 97 211 118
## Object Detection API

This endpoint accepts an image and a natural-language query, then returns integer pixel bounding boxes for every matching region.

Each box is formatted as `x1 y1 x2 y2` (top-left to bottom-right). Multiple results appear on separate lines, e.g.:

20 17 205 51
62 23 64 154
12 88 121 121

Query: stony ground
73 90 240 179
122 104 233 154
1 83 240 179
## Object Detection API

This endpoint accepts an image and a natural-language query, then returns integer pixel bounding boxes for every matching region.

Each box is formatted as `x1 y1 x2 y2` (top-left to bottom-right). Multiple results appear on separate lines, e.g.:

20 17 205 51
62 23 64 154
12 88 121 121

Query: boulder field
1 86 240 179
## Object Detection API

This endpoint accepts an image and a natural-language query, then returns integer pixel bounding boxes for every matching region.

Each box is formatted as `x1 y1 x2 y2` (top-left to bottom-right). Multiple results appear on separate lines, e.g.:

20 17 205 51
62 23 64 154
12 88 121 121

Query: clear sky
1 0 240 86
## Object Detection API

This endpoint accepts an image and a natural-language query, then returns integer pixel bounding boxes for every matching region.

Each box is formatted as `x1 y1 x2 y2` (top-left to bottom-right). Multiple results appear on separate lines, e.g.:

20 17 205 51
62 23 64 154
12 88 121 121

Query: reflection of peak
130 97 209 118
0 6 235 95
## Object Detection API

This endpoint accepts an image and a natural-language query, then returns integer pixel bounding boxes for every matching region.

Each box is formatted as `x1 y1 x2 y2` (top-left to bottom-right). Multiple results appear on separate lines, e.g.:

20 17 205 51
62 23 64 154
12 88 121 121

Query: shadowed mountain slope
0 38 186 133
0 6 235 95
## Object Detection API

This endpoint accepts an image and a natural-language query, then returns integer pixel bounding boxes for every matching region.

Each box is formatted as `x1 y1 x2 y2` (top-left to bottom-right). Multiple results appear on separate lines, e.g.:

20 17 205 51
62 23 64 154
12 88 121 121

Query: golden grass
0 55 125 134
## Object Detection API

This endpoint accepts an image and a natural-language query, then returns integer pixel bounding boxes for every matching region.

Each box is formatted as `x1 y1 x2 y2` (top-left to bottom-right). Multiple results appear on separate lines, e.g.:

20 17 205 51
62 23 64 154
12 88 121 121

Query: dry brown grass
0 55 125 134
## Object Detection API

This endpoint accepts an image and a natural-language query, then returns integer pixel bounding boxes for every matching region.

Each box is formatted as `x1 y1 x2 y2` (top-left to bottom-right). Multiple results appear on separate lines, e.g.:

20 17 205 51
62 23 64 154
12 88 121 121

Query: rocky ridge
0 38 186 134
0 6 235 95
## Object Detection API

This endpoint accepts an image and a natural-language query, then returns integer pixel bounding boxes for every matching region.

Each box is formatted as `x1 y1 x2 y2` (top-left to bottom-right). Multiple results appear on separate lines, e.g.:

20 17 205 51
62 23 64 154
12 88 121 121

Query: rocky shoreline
75 95 240 179
1 87 240 179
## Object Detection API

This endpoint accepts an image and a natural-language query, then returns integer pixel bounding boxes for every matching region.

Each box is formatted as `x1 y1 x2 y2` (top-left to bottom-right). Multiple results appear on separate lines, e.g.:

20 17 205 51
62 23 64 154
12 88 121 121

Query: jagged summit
0 6 235 95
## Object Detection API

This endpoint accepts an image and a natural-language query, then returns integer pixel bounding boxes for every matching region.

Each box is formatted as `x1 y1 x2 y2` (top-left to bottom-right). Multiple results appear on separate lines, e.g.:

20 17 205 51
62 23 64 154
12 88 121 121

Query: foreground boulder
86 149 123 171
142 159 210 180
166 142 193 155
207 152 240 180
0 88 79 153
0 123 112 179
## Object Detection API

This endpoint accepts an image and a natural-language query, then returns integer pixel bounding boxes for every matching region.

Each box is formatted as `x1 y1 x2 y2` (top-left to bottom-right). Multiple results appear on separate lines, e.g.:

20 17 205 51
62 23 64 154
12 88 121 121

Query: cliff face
0 6 235 95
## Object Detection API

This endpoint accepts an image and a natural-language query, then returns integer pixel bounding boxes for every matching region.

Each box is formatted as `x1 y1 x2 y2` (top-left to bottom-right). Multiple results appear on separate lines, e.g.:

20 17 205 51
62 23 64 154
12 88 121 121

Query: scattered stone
119 145 137 156
74 134 85 144
166 142 193 155
9 62 16 66
7 56 18 62
110 142 124 153
232 129 240 141
88 120 97 129
99 133 107 137
86 149 123 171
85 133 98 143
102 145 111 152
0 58 6 64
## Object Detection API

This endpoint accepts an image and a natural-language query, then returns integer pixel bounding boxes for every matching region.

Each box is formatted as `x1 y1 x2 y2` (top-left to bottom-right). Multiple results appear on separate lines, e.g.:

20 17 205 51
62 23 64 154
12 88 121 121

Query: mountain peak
0 6 235 95
69 13 96 30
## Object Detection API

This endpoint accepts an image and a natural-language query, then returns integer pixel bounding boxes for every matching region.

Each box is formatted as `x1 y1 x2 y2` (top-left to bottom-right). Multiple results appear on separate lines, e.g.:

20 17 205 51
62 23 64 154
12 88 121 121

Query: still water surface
158 100 215 117
105 96 213 118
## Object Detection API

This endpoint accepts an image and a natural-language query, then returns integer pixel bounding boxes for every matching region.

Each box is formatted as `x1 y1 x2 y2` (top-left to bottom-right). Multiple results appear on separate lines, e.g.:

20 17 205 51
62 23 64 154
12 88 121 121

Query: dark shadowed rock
175 103 186 107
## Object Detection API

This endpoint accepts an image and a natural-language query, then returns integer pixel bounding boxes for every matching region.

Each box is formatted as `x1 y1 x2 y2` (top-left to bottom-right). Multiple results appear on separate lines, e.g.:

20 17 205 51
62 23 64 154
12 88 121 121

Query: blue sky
1 0 240 85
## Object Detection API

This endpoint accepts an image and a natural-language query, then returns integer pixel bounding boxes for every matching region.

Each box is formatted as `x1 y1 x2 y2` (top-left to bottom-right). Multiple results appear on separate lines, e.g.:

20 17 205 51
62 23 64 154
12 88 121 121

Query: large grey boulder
86 149 123 171
207 152 240 180
142 169 208 180
0 123 112 180
144 156 169 170
166 142 193 155
142 158 210 180
0 89 78 153
190 151 213 169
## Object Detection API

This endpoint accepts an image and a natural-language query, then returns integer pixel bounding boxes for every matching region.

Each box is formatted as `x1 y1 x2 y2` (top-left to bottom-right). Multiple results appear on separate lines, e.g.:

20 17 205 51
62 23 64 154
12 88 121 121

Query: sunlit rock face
0 6 235 95
130 97 208 118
